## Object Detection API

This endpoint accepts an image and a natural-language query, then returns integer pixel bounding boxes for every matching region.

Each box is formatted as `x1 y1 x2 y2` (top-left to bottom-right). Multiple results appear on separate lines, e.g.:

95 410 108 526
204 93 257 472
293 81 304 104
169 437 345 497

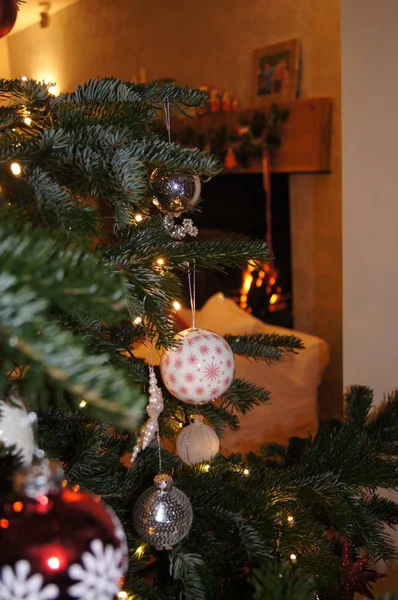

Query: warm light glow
21 76 28 81
269 293 279 305
61 479 68 488
133 316 142 325
79 400 87 408
10 162 22 176
243 468 250 476
173 301 181 311
48 85 57 96
204 464 211 472
72 484 80 493
24 117 32 126
156 258 165 266
239 263 254 308
48 557 60 570
179 422 183 428
134 545 145 559
134 214 143 223
13 501 23 512
0 519 9 529
290 553 297 562
37 495 49 506
118 593 128 600
287 515 294 523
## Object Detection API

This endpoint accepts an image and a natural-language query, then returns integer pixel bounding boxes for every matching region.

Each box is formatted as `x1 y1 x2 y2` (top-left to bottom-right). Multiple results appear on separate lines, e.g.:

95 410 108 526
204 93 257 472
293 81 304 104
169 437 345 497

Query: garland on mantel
177 104 289 170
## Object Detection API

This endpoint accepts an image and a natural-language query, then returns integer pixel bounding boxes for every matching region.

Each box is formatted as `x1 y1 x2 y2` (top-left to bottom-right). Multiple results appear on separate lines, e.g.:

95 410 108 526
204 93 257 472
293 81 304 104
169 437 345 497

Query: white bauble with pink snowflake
160 328 235 405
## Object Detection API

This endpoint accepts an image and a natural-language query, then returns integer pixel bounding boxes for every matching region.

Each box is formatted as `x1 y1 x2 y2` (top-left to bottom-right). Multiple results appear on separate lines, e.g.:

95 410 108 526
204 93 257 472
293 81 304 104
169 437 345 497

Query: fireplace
183 172 293 328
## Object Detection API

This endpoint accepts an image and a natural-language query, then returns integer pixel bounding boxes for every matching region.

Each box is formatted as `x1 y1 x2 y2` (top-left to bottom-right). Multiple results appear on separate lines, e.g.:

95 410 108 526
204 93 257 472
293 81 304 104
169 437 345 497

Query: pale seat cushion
195 294 330 453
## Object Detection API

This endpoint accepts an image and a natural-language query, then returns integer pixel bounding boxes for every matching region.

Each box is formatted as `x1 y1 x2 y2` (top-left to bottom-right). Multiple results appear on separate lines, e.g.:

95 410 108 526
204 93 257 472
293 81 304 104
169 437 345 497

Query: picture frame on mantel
251 39 300 108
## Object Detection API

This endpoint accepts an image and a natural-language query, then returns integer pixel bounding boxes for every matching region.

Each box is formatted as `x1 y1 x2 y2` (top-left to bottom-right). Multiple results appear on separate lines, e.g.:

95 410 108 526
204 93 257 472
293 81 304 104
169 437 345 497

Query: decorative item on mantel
198 85 240 113
177 105 289 170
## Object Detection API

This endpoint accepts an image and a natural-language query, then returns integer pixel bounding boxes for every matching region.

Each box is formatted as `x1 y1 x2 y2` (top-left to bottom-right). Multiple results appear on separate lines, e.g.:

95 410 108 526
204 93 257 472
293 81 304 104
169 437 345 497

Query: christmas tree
1 75 398 600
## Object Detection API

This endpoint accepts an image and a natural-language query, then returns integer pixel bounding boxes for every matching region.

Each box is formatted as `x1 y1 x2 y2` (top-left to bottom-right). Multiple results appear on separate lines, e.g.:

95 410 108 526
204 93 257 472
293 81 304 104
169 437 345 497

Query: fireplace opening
182 172 293 328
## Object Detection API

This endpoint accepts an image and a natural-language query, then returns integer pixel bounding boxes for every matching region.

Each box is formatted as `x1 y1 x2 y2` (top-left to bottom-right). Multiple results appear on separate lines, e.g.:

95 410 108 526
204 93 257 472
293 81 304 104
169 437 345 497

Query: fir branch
345 385 374 429
225 332 304 362
220 378 270 414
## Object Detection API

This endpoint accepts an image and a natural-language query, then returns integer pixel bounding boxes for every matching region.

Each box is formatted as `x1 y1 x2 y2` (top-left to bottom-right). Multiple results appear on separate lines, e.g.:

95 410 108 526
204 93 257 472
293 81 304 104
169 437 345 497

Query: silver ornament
133 474 193 550
150 168 201 215
163 215 199 240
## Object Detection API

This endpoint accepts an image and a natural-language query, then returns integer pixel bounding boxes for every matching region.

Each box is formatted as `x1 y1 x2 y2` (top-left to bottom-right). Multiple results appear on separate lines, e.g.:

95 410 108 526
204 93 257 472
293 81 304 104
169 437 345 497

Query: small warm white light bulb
179 422 183 428
133 316 142 325
24 117 32 126
204 464 211 472
290 553 297 562
47 557 60 570
134 545 145 559
21 76 28 81
10 162 22 176
156 258 165 266
48 84 57 96
243 468 250 476
134 214 143 223
79 400 87 408
173 301 181 311
118 592 128 599
287 515 294 523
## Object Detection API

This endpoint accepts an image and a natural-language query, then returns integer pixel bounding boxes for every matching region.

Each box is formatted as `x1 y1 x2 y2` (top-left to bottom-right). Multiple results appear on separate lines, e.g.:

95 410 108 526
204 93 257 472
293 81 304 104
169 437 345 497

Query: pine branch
225 333 304 362
220 378 270 414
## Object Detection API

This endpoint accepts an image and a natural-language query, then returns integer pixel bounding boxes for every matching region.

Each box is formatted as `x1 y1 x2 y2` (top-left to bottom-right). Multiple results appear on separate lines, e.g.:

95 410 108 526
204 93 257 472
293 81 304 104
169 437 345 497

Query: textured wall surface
7 0 342 415
0 38 10 78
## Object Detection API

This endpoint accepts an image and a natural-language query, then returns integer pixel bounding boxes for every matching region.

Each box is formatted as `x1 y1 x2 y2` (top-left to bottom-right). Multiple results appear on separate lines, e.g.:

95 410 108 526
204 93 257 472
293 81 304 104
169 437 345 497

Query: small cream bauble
0 394 35 464
177 415 220 466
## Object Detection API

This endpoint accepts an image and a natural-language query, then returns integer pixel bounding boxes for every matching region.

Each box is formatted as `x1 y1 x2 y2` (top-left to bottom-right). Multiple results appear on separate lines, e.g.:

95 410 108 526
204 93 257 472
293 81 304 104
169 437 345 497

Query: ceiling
11 0 81 35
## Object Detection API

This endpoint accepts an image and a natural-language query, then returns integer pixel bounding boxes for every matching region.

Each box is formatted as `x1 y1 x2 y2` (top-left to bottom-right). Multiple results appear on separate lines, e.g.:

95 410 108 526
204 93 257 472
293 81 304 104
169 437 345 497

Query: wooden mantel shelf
174 98 333 174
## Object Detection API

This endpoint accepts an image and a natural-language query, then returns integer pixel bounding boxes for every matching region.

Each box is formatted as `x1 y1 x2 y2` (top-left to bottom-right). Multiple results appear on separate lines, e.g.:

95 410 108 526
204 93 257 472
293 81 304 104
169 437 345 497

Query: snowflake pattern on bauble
160 328 235 405
68 539 125 600
0 560 59 600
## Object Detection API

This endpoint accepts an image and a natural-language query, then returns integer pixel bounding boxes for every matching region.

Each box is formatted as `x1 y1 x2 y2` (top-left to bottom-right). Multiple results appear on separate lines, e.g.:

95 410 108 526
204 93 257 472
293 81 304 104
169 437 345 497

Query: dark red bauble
0 487 128 599
0 0 18 39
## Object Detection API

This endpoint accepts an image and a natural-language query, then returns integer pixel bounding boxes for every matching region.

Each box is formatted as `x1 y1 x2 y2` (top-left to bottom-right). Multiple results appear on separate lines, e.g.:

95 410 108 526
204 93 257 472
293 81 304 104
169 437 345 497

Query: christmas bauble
0 0 18 39
0 396 35 465
177 414 220 466
133 474 193 550
160 328 235 405
0 487 128 599
150 168 201 215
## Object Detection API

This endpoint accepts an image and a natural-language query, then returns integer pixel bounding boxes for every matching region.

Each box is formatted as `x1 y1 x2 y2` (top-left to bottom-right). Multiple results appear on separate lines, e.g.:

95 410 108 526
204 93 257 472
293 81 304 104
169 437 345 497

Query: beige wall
342 0 398 402
7 0 342 415
0 38 10 78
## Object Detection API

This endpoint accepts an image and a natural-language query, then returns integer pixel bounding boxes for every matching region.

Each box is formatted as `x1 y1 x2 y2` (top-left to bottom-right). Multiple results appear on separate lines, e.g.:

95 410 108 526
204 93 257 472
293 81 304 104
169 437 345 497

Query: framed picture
251 39 299 107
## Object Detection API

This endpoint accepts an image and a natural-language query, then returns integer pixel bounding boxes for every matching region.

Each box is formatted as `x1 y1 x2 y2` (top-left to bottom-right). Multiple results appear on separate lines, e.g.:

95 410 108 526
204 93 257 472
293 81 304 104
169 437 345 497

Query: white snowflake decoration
67 539 125 600
0 560 59 600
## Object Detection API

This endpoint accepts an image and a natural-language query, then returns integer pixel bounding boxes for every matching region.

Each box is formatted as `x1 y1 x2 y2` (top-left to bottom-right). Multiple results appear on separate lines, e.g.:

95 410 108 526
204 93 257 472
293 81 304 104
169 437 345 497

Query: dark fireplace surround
182 173 293 329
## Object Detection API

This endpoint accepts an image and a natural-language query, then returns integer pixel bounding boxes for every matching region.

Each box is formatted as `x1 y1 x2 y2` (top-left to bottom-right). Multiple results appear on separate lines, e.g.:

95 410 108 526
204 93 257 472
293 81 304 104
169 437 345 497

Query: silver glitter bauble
150 168 201 215
133 474 193 550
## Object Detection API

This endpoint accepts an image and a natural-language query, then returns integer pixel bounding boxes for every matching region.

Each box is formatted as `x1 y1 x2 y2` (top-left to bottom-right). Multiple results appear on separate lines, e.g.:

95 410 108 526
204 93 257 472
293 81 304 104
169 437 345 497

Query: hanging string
156 430 162 474
163 102 171 144
187 261 196 328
